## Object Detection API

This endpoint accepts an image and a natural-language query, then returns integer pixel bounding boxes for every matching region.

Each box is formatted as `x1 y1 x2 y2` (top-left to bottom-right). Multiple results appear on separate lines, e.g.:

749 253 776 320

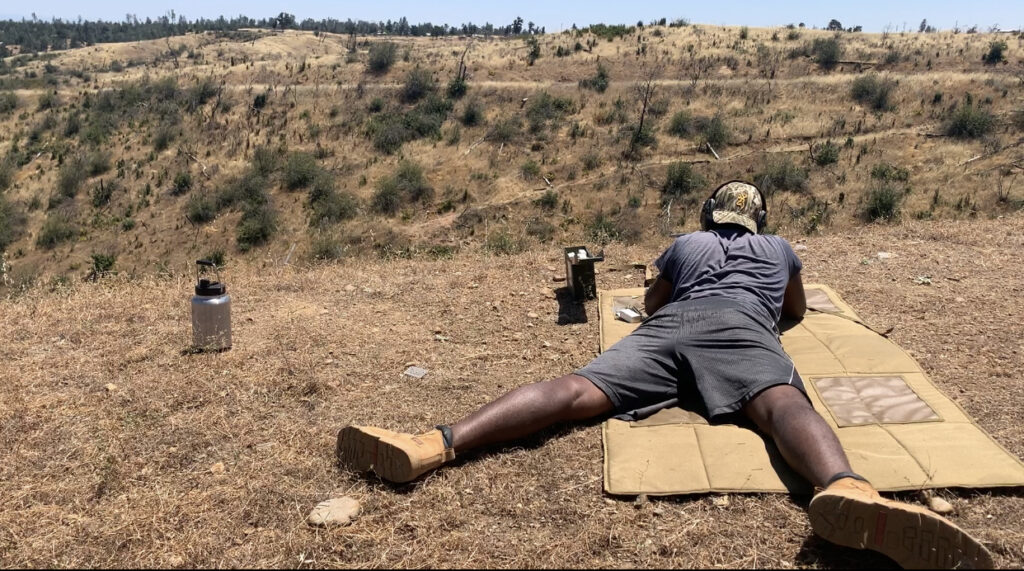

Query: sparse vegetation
812 141 840 166
0 195 25 251
870 163 910 182
755 158 808 193
667 111 695 137
282 152 320 191
662 162 707 200
864 183 904 222
811 36 842 69
367 42 398 74
400 67 437 104
172 172 193 195
982 40 1007 65
698 114 730 148
850 74 896 111
36 211 77 249
579 62 610 93
373 160 432 215
945 104 995 139
0 91 17 114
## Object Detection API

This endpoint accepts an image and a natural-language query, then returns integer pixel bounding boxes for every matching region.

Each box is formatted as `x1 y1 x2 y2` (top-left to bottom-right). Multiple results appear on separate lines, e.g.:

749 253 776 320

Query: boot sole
808 491 993 569
336 426 416 483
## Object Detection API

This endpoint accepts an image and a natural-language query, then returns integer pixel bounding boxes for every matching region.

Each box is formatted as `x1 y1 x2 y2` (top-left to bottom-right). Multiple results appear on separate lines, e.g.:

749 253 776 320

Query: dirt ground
1 212 1022 568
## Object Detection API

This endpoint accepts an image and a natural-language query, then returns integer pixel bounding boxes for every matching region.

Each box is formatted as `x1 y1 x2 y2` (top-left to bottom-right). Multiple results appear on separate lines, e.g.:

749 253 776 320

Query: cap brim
712 211 757 234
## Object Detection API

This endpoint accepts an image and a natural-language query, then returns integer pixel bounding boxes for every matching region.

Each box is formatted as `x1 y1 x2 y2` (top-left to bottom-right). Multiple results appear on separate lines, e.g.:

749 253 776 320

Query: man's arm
781 272 806 321
644 276 673 316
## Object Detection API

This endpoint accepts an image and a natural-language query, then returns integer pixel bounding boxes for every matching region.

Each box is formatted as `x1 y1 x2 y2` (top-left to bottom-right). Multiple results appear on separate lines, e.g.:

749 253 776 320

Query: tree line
0 12 544 55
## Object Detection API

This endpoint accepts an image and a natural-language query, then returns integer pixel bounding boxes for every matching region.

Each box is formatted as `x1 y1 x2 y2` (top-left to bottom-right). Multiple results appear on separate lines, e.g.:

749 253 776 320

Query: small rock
794 244 808 251
553 275 566 282
361 287 374 294
928 496 955 515
319 309 329 315
210 462 226 475
307 497 360 527
344 284 356 293
546 266 557 272
652 506 665 516
877 251 893 260
104 383 118 392
527 312 539 319
403 366 428 379
604 498 616 506
712 495 730 508
167 555 184 567
633 493 649 508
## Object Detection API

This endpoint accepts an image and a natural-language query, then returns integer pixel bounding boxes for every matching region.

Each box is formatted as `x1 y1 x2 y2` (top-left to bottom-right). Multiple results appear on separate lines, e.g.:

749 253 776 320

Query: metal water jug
191 260 231 351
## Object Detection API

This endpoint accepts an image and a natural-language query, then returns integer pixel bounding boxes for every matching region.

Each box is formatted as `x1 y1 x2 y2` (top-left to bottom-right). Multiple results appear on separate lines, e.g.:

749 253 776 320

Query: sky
1 0 1021 34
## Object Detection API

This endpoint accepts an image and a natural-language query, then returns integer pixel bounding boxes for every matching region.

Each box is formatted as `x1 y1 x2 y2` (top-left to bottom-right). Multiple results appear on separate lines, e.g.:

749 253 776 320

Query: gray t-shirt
654 228 802 327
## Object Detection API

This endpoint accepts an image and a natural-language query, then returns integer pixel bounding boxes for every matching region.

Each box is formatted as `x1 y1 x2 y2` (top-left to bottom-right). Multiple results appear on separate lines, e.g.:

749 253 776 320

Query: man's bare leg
743 384 993 569
450 374 614 453
741 384 850 488
337 374 612 483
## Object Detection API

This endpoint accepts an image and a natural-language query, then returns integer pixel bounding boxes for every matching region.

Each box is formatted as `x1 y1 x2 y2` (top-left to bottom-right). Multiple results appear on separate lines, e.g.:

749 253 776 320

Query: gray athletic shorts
576 297 806 421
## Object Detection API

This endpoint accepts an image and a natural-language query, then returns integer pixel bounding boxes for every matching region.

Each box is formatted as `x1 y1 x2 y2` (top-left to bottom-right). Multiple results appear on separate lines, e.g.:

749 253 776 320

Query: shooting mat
600 284 1024 495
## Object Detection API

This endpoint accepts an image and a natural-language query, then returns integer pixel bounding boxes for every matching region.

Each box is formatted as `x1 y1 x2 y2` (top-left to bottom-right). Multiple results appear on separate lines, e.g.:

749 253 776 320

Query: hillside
0 24 1022 287
1 212 1022 567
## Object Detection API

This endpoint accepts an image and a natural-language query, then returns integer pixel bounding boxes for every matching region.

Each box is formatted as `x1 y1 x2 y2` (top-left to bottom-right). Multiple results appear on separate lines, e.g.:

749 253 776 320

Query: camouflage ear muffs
700 180 767 234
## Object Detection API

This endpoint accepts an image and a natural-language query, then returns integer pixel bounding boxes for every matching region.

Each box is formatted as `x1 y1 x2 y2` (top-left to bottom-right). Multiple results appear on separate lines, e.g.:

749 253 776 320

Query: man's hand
781 273 806 321
644 276 673 316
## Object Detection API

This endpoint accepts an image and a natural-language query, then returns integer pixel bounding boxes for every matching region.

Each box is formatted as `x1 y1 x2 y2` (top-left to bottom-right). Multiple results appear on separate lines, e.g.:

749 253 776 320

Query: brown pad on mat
600 284 1024 495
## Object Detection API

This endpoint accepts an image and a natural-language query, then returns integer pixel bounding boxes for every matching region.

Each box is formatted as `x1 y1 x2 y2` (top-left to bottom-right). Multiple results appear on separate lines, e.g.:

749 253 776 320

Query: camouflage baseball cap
711 181 764 234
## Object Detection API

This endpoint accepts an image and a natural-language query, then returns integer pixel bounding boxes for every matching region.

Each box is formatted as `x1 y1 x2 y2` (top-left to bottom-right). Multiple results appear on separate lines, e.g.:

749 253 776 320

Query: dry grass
0 25 1022 285
2 212 1023 568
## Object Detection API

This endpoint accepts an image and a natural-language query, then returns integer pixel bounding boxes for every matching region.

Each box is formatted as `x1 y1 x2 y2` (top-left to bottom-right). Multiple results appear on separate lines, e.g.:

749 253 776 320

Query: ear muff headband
700 180 767 233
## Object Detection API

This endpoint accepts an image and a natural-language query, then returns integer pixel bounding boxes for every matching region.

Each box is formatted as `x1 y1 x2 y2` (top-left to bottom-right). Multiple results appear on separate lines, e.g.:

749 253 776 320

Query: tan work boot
808 477 993 569
336 425 455 483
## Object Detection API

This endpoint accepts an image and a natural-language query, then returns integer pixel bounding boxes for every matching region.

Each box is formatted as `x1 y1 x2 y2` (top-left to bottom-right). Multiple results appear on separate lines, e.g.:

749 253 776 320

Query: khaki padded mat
600 285 1024 495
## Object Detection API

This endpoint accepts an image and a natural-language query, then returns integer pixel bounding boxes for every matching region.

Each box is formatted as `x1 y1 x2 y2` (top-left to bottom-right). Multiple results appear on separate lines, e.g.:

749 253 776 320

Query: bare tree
685 55 713 88
628 66 660 158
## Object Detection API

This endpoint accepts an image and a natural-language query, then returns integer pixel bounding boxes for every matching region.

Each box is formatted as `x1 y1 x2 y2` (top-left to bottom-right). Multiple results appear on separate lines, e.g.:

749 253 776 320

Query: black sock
825 471 870 488
435 424 454 449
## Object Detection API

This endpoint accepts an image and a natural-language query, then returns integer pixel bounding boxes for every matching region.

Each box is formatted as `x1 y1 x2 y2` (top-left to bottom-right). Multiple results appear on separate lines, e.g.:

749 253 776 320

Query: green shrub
172 172 193 195
185 193 216 224
698 114 730 148
37 91 60 111
864 183 903 222
90 252 116 275
579 62 610 93
400 67 436 104
282 152 320 191
0 91 17 114
811 37 842 69
850 74 896 111
236 202 277 251
0 195 25 251
755 157 808 193
90 179 116 207
36 211 77 249
368 97 385 113
367 42 398 74
662 162 707 199
251 145 281 176
0 160 12 191
57 157 87 199
309 232 346 261
152 122 178 151
982 40 1007 65
945 104 995 139
813 141 840 166
870 163 909 182
581 151 602 171
526 92 576 133
667 110 695 137
86 150 112 177
525 36 541 66
533 190 559 210
520 160 541 180
446 76 468 99
204 249 226 267
373 160 432 215
308 175 358 227
485 227 526 255
1012 108 1024 132
460 98 484 126
525 217 557 242
491 117 522 143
